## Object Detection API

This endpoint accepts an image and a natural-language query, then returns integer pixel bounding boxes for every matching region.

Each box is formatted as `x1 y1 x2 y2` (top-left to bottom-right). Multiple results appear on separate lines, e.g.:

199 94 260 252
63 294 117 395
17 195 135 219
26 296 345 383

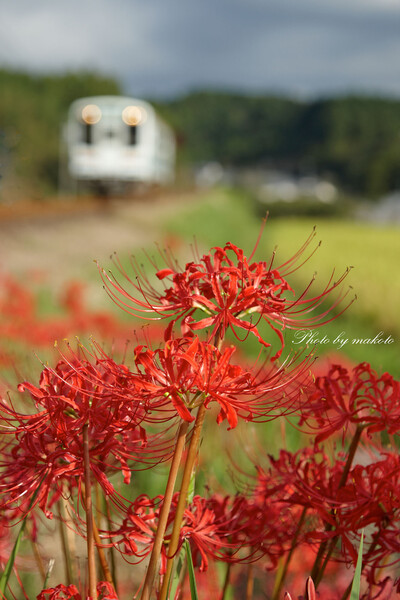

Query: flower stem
220 562 232 600
311 425 364 585
92 515 115 588
314 537 337 587
140 420 190 600
30 535 46 582
338 425 364 488
159 403 207 600
246 563 254 600
57 498 75 585
83 423 97 599
104 496 118 595
272 507 307 600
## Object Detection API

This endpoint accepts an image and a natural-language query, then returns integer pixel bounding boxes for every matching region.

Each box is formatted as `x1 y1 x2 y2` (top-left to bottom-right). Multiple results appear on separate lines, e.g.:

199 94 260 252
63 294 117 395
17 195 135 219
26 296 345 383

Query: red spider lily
115 494 169 572
176 491 299 572
235 459 314 571
36 581 118 600
301 363 400 442
0 275 132 350
248 472 310 567
180 494 262 570
116 492 270 574
179 495 234 571
99 224 352 359
335 452 400 568
37 584 82 600
267 447 347 511
266 447 400 572
132 336 311 429
265 447 354 549
0 349 174 518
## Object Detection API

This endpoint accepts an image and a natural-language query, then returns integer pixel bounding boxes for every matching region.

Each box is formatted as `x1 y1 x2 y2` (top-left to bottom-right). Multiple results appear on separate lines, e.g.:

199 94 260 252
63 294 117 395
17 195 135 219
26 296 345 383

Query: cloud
1 0 400 98
0 2 155 72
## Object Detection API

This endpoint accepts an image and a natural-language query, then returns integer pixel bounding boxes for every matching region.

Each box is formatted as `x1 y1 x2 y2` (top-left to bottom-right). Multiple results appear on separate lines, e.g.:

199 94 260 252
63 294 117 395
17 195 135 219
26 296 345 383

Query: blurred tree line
0 69 120 198
2 69 400 198
159 91 400 197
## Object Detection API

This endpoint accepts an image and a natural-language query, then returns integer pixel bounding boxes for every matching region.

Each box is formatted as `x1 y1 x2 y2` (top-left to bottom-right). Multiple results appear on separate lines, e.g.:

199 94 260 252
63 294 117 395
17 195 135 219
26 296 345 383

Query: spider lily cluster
0 222 398 600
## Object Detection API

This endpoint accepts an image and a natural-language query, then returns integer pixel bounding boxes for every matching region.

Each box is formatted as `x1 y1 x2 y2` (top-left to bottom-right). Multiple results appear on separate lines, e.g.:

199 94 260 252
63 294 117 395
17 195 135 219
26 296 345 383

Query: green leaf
184 539 199 600
0 477 46 597
43 559 55 590
350 530 364 600
0 515 28 596
168 545 186 600
187 466 196 505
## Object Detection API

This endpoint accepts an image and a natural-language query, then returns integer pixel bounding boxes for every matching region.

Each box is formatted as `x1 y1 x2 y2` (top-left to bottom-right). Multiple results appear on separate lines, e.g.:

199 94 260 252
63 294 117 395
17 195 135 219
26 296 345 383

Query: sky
1 0 400 99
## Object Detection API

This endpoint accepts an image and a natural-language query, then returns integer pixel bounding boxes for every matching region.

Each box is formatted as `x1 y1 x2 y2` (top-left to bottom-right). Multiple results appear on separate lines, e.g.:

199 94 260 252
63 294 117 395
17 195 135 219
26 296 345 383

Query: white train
63 96 176 194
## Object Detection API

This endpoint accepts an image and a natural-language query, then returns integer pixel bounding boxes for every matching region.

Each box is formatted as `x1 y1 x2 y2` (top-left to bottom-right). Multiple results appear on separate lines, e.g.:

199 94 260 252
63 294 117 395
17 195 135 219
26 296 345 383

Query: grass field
163 187 400 375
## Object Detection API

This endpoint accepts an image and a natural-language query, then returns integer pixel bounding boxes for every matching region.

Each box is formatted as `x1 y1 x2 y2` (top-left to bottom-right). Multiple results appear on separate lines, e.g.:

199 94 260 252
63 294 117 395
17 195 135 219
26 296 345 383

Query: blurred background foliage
0 69 121 196
161 91 400 196
2 68 400 198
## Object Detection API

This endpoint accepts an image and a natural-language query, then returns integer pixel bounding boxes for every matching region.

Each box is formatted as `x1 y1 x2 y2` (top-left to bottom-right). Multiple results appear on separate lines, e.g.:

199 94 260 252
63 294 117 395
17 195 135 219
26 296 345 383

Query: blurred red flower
36 581 118 600
301 362 400 442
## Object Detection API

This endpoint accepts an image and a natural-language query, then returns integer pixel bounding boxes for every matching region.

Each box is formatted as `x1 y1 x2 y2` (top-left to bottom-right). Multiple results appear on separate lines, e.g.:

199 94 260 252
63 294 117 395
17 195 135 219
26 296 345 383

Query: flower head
132 336 310 429
0 347 170 517
301 362 400 442
265 446 400 571
36 581 118 600
99 223 352 359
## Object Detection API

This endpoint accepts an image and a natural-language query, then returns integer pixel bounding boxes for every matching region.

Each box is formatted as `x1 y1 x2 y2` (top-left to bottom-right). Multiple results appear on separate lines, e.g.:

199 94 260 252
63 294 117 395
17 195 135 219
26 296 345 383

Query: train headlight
122 105 147 126
81 104 102 124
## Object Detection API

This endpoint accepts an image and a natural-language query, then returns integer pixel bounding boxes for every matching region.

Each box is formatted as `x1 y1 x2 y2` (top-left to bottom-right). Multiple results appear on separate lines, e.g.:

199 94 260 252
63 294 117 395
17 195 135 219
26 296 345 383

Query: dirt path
0 191 197 296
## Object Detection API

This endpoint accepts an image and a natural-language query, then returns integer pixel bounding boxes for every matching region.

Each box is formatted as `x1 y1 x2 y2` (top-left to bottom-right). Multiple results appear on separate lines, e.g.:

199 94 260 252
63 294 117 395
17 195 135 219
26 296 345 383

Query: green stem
57 499 75 585
272 507 307 600
311 425 364 585
159 404 207 600
83 424 97 599
105 496 118 595
220 562 232 600
245 563 254 600
140 420 190 600
314 536 337 587
29 531 46 582
92 515 115 589
340 579 353 600
338 425 364 488
0 474 47 596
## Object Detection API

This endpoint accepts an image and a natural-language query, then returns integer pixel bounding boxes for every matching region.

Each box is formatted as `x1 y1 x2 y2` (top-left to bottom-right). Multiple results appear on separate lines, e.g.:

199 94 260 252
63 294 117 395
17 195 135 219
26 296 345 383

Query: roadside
0 190 200 296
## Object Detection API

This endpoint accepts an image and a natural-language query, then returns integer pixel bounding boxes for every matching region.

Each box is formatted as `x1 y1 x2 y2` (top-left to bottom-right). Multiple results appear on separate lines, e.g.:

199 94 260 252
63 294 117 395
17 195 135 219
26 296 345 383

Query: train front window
83 123 92 145
129 125 137 145
80 104 101 144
